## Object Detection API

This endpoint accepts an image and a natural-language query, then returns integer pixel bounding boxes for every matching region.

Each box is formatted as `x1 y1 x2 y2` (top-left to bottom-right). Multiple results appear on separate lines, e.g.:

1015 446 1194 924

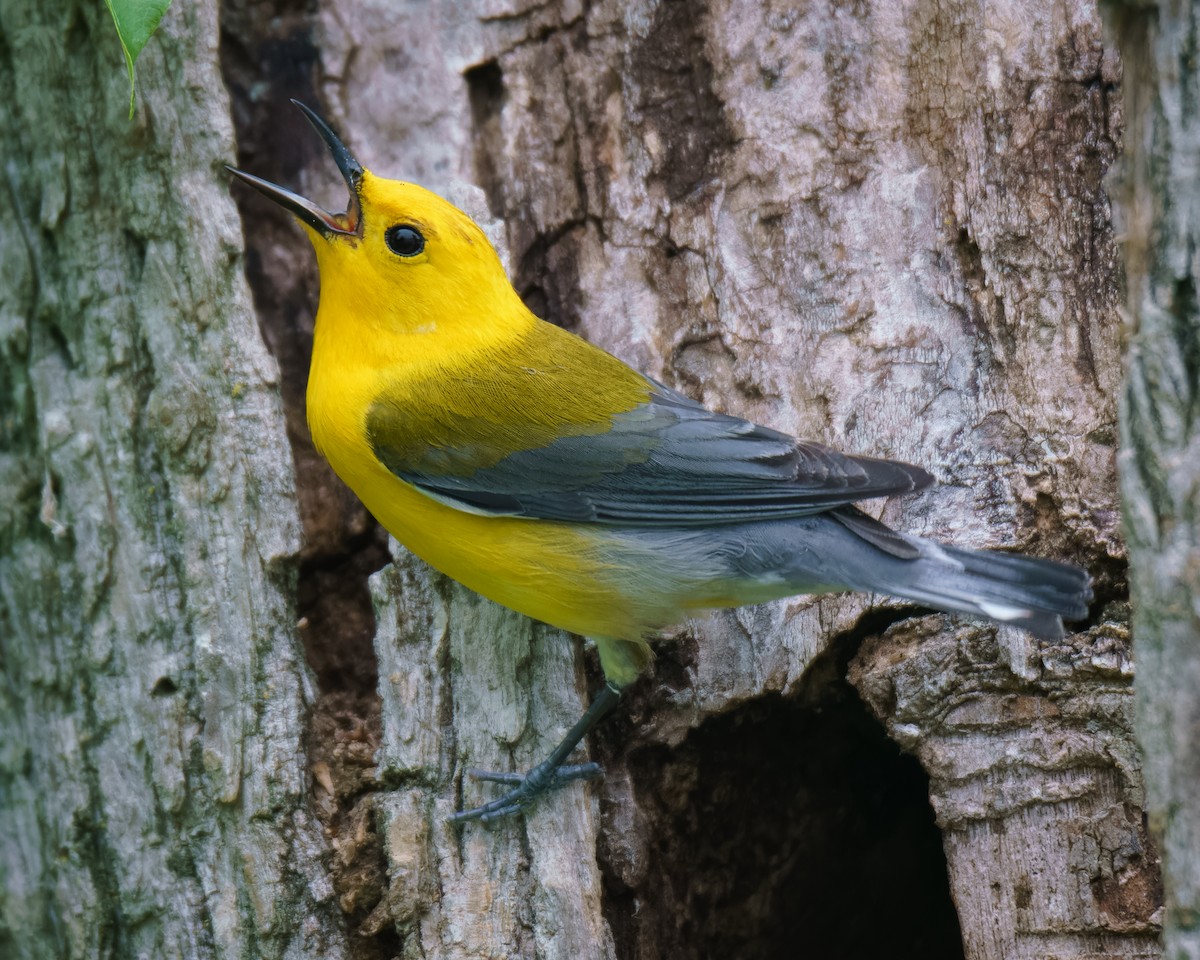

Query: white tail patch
977 599 1035 622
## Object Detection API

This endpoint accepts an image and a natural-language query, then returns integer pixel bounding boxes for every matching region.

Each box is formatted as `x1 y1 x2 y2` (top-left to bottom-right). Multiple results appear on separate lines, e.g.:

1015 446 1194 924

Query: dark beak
226 100 364 238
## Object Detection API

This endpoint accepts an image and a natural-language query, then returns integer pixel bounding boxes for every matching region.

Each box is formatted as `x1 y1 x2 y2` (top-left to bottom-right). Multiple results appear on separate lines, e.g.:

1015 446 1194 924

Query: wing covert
367 372 934 527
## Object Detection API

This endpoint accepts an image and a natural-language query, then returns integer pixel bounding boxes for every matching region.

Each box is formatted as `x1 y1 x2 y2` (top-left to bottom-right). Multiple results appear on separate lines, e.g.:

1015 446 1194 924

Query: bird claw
450 761 604 823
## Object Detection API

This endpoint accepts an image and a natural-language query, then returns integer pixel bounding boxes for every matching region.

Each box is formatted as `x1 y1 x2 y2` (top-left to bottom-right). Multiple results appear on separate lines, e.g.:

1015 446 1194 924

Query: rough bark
284 1 1146 958
1101 1 1200 957
0 0 1161 959
0 1 347 957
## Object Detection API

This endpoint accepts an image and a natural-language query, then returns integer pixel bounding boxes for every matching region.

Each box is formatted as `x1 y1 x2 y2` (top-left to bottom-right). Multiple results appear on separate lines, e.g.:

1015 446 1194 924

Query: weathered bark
1101 1 1200 957
1 0 1162 958
0 1 347 957
288 1 1145 958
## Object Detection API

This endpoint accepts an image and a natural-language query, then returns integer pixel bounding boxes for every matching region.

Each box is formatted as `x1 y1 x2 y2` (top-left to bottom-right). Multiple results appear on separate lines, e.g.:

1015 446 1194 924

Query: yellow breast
305 307 648 642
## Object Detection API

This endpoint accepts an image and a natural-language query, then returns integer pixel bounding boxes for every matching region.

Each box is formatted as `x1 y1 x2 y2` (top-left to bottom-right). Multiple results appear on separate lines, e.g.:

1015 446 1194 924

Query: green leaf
103 0 174 119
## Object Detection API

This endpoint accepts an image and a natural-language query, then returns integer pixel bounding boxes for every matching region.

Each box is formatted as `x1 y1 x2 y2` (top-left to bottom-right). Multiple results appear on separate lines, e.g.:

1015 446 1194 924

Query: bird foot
449 761 604 823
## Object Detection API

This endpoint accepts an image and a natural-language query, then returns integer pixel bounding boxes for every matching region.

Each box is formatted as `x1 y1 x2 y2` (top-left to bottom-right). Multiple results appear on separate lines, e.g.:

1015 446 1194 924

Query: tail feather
827 508 1093 638
936 543 1092 617
626 508 1093 640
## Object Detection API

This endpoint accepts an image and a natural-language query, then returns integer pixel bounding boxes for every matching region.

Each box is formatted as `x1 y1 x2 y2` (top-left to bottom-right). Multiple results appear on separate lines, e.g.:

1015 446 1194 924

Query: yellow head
309 171 518 337
227 101 523 344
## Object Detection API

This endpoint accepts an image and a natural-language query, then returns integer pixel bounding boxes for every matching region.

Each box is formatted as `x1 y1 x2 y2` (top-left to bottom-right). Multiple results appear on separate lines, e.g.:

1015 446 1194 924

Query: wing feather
368 359 933 526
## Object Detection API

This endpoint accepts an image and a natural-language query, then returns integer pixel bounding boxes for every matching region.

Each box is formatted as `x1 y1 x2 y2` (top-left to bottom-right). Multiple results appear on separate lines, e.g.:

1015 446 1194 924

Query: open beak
226 100 364 238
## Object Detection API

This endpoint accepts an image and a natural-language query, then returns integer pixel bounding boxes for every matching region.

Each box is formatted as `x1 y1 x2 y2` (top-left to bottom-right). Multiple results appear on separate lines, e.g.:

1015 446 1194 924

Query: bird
228 101 1093 823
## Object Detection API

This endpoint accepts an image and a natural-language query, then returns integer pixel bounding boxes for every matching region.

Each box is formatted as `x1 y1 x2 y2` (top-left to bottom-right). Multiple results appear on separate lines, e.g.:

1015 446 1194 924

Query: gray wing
370 382 934 527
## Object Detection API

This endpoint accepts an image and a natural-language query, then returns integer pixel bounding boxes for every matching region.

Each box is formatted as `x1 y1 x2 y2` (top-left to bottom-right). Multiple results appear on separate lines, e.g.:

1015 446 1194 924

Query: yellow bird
229 102 1091 822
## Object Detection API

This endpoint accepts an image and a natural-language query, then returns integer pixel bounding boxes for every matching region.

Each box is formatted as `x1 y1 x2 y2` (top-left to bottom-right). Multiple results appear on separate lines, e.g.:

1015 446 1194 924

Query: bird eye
385 224 425 257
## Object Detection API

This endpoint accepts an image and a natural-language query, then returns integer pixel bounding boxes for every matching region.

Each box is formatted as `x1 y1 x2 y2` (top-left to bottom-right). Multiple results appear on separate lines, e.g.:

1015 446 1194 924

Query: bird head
227 101 515 330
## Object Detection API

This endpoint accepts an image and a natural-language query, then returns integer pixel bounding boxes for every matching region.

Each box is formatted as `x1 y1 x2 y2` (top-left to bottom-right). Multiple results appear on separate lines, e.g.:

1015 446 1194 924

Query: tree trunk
0 0 349 957
0 0 1163 959
301 1 1149 958
1101 2 1200 957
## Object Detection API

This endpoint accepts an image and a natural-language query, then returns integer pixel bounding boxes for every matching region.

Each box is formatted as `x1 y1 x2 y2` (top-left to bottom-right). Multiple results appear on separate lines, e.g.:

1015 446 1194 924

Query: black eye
385 224 425 257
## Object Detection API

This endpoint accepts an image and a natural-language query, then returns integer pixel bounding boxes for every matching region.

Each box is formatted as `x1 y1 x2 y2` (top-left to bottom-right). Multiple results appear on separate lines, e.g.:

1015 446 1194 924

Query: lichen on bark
1102 1 1200 956
0 1 346 956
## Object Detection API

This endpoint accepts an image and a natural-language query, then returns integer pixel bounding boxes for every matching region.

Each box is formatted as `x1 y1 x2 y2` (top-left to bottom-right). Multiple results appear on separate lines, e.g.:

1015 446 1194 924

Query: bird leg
449 683 621 823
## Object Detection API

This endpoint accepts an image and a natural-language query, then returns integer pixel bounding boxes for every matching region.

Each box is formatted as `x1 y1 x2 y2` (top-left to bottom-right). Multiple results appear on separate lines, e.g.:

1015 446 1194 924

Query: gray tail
830 507 1093 638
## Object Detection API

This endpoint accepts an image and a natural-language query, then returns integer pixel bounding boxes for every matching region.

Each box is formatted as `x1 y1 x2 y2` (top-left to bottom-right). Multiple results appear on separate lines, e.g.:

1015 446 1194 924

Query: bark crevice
219 2 396 956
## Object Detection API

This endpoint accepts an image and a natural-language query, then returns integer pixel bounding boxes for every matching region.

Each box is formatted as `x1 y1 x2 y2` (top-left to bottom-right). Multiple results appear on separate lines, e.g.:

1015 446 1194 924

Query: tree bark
300 1 1149 958
1101 1 1200 957
0 1 348 957
0 0 1163 959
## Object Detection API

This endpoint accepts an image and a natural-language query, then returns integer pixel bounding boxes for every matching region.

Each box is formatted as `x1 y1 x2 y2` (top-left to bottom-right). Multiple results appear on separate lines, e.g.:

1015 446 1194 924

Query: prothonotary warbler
229 101 1092 823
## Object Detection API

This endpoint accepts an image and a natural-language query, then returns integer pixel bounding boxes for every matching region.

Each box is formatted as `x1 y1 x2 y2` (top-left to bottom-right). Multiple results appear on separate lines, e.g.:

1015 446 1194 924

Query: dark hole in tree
600 662 964 960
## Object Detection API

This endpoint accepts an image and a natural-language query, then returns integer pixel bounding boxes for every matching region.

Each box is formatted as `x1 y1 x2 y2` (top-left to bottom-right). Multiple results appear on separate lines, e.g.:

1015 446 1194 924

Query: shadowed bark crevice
628 0 733 202
219 4 396 956
465 58 507 219
515 219 591 329
850 611 1158 959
